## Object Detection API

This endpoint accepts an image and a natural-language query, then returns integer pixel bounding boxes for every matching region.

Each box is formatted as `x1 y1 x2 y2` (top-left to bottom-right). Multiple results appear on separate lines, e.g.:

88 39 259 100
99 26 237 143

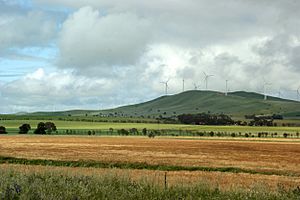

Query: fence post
164 172 167 190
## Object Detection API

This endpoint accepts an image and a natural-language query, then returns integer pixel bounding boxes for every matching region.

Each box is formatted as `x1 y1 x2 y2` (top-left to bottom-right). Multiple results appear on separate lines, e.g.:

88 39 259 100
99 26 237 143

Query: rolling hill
27 90 300 119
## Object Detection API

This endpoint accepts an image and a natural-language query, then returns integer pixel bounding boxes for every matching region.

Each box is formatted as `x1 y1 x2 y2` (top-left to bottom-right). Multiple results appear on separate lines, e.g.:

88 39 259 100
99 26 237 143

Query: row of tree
177 113 235 125
0 122 57 135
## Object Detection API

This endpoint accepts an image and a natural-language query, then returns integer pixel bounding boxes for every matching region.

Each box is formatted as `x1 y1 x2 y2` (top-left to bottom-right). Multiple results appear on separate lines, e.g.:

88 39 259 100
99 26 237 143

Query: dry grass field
0 164 299 191
0 135 300 176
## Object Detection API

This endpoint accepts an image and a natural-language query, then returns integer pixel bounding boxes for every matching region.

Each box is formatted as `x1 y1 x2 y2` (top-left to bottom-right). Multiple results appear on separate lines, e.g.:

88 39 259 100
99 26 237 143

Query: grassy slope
25 90 300 118
107 90 300 118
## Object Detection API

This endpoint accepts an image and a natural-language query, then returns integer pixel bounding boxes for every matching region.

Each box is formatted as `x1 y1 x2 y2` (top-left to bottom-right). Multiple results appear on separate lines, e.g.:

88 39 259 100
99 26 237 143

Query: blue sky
0 0 300 113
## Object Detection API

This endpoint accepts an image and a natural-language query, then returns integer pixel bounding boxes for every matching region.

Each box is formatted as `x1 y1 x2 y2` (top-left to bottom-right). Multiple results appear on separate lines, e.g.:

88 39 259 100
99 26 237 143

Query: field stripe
0 156 298 177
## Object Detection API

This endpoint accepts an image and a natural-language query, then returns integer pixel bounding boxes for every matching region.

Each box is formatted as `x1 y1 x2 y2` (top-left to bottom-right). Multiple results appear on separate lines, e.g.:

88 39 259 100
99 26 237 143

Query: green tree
34 122 47 135
45 122 57 134
0 126 7 134
19 124 31 134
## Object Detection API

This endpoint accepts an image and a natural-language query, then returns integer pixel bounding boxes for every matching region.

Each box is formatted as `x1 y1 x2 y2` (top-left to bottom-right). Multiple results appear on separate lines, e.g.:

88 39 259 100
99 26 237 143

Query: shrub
283 133 288 138
142 128 147 136
0 126 7 134
34 122 46 135
45 122 57 134
258 132 262 138
148 131 155 138
19 124 31 134
230 133 236 137
118 129 129 136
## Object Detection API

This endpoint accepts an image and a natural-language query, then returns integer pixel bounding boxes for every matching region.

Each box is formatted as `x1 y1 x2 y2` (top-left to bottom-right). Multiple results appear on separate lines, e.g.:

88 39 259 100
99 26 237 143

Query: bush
118 129 129 136
19 124 31 134
258 132 262 138
148 131 155 138
34 122 46 135
0 126 7 134
283 133 288 138
45 122 57 134
142 128 147 136
230 133 236 137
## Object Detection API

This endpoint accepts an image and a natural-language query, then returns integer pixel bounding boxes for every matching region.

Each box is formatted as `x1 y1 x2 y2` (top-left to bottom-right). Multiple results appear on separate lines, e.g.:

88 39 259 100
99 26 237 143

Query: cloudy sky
0 0 300 113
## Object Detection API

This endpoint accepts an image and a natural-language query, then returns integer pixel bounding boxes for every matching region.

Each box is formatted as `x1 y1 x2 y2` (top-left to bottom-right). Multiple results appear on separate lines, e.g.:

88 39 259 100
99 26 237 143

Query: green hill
104 90 300 118
27 90 300 118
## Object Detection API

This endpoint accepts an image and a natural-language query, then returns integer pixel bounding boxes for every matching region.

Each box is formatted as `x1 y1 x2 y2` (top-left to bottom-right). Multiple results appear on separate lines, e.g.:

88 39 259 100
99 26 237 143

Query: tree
34 122 47 135
19 124 31 134
142 128 147 136
148 131 155 138
45 122 57 134
0 126 7 134
118 129 129 136
109 128 114 135
129 128 138 135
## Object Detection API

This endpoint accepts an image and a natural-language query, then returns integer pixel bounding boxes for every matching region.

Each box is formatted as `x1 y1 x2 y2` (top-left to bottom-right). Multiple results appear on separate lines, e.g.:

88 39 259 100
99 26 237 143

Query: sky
0 0 300 113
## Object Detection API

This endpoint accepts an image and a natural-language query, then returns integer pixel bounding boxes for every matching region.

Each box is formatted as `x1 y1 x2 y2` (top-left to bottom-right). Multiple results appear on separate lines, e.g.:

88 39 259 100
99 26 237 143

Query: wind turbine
160 79 170 95
182 79 185 92
225 80 229 96
193 83 200 90
278 87 282 98
297 86 300 101
203 72 214 90
263 78 271 100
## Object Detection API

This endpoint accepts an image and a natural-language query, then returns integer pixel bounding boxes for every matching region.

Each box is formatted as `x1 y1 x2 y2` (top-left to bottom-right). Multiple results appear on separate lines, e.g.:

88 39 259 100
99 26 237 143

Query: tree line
0 122 57 135
177 113 235 125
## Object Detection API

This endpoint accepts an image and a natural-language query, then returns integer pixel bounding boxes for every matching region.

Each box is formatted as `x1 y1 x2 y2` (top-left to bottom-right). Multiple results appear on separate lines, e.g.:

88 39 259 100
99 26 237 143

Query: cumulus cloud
0 10 57 54
58 6 151 72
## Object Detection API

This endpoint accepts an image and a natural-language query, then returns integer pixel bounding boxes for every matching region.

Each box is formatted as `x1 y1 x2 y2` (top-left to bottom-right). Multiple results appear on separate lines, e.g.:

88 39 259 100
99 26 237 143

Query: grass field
1 120 300 136
1 167 299 200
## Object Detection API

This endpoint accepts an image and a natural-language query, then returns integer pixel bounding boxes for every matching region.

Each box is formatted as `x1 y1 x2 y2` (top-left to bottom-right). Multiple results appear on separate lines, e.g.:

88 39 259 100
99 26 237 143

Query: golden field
0 135 300 176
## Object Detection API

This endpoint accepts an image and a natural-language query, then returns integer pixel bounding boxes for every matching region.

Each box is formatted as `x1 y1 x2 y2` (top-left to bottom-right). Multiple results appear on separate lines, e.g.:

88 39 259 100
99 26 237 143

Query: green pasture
1 120 300 135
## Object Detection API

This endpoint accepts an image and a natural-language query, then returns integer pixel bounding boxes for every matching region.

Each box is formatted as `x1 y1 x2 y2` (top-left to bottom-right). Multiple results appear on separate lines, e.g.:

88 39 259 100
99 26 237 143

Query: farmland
0 135 300 199
1 119 300 136
1 117 300 199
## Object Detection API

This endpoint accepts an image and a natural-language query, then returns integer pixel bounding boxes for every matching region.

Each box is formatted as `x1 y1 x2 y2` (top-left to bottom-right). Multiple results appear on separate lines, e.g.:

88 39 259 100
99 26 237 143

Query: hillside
103 90 300 118
27 90 300 118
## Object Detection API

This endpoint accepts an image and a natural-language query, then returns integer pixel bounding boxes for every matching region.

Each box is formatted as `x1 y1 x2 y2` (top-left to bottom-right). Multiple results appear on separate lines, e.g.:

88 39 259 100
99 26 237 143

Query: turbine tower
263 79 271 100
160 79 170 95
278 88 281 98
193 83 200 90
203 72 214 90
182 79 185 92
225 80 229 96
297 86 300 101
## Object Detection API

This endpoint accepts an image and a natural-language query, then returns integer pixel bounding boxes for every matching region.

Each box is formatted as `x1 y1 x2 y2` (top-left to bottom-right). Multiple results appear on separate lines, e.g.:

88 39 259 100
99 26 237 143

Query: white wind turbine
160 79 170 95
297 86 300 101
278 87 282 98
203 72 214 90
193 83 201 90
225 80 230 96
182 79 185 92
263 78 271 100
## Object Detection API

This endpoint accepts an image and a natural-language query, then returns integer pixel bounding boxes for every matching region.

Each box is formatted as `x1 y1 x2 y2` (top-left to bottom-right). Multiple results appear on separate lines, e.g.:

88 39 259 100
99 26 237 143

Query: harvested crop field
0 135 300 176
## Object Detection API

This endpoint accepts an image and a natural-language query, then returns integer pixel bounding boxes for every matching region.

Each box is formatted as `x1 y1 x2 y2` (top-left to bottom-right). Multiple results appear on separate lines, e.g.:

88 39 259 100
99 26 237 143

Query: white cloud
0 11 57 53
58 6 151 71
